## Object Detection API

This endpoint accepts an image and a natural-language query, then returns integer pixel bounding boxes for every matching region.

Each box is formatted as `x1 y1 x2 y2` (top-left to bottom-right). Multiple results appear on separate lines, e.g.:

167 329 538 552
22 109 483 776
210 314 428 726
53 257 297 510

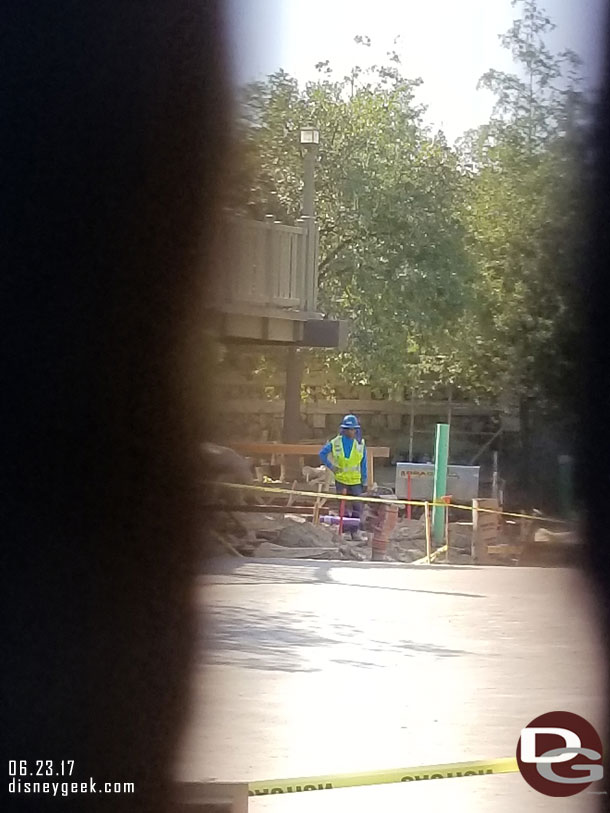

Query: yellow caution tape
212 481 571 525
247 757 519 795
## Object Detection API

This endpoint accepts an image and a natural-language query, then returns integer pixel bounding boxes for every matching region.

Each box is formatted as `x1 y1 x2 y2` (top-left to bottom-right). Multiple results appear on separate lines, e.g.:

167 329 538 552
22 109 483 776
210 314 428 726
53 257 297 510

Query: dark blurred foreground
3 2 610 811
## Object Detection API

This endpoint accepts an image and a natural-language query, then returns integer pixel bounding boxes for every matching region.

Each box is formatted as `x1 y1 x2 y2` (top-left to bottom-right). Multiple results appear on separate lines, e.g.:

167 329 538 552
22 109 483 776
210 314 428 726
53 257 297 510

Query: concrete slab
175 559 605 811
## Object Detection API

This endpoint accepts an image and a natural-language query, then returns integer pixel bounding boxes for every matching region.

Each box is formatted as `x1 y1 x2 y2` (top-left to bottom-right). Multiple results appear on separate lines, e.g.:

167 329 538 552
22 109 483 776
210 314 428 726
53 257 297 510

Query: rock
231 513 293 533
199 443 258 506
253 542 337 560
404 548 426 559
394 549 425 563
199 442 253 483
389 518 427 546
448 522 473 552
338 545 368 561
387 519 427 560
341 532 369 547
275 522 337 549
448 549 472 564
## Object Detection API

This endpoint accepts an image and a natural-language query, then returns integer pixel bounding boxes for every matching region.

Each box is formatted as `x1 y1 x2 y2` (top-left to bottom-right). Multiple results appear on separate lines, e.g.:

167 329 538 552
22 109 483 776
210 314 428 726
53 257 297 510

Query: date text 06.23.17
9 761 75 778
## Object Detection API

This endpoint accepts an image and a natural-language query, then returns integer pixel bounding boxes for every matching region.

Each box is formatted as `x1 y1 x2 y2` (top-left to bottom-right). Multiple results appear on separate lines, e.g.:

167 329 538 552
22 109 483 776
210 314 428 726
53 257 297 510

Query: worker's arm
360 444 368 485
319 441 336 473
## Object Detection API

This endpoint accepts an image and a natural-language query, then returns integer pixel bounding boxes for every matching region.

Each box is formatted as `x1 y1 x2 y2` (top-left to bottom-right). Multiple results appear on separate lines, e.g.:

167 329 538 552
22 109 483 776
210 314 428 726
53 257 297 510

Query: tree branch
318 237 354 278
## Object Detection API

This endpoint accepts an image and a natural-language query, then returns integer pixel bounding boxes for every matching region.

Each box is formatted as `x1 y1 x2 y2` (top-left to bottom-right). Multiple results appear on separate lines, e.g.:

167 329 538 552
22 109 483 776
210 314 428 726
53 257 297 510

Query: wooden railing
212 214 319 312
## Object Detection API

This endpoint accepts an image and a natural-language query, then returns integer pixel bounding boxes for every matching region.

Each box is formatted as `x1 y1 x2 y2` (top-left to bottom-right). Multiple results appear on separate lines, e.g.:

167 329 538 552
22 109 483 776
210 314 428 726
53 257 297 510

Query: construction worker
319 414 367 538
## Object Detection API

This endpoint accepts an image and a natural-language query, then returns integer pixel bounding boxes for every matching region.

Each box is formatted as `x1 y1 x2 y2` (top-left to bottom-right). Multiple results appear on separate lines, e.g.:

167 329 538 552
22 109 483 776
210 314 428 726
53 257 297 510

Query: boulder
276 522 337 549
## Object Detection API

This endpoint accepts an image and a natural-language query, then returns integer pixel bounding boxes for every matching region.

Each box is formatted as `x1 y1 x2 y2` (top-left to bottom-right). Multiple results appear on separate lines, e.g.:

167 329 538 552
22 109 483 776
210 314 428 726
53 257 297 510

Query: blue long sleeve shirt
319 436 367 484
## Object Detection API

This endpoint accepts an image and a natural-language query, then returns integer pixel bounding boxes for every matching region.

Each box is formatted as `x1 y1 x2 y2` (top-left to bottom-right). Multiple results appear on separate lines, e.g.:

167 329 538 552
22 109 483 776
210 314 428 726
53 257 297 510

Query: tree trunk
282 347 305 480
519 396 531 503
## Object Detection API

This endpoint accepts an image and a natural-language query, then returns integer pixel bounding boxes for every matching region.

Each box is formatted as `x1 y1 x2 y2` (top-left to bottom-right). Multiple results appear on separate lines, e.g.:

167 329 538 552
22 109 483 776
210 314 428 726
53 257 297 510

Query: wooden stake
287 480 297 507
312 483 323 525
424 501 432 564
472 498 479 563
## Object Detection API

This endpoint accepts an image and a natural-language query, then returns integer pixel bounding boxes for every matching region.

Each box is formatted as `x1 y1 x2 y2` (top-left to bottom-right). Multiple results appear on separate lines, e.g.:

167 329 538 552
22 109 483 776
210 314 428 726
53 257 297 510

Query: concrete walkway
176 559 605 811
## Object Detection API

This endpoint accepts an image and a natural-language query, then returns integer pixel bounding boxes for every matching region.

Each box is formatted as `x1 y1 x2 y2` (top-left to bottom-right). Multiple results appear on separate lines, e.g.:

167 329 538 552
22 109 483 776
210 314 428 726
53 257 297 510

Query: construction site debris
385 517 427 562
252 542 338 559
338 544 368 561
275 522 337 548
302 465 329 484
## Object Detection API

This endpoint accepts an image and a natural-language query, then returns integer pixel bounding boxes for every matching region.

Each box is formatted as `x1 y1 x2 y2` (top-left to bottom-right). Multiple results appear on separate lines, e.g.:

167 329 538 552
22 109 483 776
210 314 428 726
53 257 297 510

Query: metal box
395 463 480 502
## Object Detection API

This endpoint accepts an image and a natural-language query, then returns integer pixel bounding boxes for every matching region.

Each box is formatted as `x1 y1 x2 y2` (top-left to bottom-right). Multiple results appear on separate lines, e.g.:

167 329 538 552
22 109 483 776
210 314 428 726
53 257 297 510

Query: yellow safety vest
330 435 365 485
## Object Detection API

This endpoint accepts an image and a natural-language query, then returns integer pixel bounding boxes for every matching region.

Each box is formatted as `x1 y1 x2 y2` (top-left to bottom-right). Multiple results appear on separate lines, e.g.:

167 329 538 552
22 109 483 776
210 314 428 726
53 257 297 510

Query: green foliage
228 2 587 412
455 0 587 410
230 42 472 395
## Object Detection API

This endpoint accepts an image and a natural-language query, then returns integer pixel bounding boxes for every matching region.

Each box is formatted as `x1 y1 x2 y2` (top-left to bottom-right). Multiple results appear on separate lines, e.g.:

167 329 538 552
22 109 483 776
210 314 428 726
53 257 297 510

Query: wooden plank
312 483 324 525
487 543 521 556
266 318 299 343
286 480 298 507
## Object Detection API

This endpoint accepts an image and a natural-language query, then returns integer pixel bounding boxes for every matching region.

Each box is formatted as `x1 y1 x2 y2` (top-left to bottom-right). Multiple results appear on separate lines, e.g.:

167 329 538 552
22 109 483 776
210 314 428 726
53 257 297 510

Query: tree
467 1 585 395
228 45 473 395
226 3 588 423
454 0 589 498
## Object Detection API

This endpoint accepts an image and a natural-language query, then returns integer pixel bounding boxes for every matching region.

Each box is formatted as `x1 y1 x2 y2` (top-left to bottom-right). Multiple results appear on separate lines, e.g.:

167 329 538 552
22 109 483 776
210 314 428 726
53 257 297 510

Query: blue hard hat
340 414 360 429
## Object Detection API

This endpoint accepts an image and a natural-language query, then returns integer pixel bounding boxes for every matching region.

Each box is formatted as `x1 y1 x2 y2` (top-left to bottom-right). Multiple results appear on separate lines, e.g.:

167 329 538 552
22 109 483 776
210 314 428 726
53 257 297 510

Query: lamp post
282 127 320 464
300 126 319 218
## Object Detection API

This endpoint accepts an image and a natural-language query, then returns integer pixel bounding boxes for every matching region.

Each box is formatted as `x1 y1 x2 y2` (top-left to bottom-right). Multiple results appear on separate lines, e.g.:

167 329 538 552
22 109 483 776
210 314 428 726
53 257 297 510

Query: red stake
407 472 412 520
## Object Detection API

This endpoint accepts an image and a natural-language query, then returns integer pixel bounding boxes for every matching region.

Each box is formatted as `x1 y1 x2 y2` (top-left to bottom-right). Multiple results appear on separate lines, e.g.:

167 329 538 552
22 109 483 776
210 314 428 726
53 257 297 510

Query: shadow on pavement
199 603 473 673
199 557 485 600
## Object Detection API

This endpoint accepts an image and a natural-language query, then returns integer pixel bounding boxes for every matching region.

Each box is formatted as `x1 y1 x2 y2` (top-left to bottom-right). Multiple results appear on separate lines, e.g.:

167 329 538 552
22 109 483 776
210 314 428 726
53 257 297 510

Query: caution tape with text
210 481 570 525
246 757 519 795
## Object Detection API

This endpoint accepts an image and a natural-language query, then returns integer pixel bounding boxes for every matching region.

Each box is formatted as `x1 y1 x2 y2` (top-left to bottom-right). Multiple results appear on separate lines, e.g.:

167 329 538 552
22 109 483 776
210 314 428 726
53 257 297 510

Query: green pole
432 423 450 545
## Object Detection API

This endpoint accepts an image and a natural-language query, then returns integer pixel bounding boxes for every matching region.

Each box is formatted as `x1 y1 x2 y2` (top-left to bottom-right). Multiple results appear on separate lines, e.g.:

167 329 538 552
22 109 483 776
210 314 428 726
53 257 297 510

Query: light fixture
299 126 319 145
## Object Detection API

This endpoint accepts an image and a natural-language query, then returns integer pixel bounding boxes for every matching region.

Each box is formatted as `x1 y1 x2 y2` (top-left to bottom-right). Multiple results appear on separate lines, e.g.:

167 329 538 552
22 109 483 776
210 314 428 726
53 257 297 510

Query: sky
226 0 606 142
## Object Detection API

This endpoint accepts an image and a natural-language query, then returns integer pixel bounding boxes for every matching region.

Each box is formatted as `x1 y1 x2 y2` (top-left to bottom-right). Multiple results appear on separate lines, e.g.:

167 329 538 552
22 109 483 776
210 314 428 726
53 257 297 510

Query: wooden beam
228 442 390 458
209 302 318 321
